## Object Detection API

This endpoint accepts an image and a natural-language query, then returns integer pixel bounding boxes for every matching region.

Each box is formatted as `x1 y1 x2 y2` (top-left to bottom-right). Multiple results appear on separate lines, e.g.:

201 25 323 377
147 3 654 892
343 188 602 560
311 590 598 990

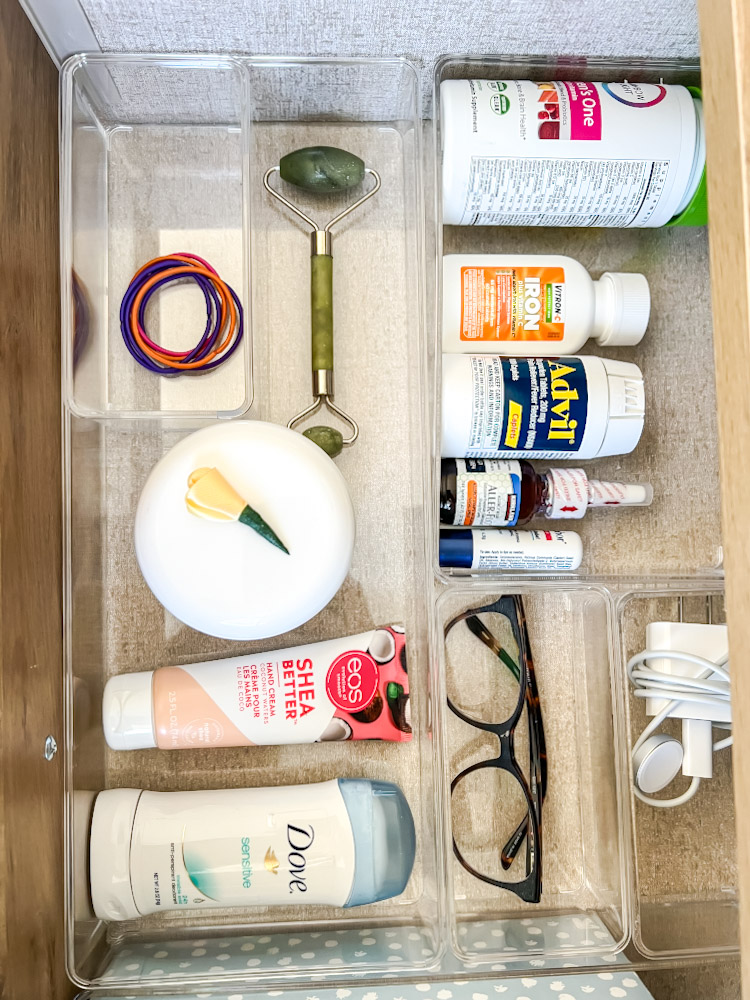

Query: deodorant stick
89 779 416 920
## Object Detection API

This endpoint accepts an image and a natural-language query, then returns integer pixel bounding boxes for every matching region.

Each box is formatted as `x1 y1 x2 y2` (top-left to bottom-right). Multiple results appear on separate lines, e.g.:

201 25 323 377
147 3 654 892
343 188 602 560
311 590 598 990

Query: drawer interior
61 53 738 992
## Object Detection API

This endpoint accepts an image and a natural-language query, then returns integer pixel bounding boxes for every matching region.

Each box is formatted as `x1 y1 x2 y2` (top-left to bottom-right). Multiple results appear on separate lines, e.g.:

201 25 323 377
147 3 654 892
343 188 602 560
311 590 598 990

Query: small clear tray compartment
435 583 630 963
61 55 253 418
432 55 721 581
617 587 737 960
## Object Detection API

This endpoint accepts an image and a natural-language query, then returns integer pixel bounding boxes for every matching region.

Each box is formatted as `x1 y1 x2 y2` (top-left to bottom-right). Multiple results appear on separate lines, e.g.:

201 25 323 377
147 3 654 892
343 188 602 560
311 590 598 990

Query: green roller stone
303 426 344 458
279 146 365 193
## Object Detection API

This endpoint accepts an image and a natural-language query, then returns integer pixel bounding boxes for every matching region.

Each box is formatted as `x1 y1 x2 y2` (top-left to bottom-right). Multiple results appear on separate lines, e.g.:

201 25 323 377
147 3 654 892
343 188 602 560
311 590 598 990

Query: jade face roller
264 146 381 457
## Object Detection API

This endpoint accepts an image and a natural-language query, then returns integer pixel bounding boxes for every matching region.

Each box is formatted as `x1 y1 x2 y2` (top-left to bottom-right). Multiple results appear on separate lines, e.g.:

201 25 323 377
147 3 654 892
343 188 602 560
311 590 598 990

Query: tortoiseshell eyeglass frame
445 594 547 904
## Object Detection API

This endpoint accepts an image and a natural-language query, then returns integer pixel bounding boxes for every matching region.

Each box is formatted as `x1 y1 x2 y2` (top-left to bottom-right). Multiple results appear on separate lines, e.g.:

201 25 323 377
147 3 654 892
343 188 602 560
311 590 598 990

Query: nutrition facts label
461 156 671 227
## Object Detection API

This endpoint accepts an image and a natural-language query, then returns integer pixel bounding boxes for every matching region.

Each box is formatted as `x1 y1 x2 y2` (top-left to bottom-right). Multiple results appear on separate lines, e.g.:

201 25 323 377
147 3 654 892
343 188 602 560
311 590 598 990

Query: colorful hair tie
120 252 244 375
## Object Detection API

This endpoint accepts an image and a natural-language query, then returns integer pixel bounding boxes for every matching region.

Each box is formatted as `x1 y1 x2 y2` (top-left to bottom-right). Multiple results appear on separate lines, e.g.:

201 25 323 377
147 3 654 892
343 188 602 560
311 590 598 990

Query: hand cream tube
103 626 410 750
89 778 416 920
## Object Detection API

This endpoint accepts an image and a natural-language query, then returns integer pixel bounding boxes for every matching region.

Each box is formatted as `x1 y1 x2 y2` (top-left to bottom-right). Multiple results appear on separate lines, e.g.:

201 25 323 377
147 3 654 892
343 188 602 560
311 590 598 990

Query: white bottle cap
586 480 654 508
595 272 650 347
102 672 156 750
595 358 646 457
90 788 142 920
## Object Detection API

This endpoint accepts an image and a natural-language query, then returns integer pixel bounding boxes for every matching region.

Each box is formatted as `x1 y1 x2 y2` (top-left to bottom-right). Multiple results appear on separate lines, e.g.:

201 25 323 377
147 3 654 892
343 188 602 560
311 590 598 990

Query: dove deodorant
89 779 416 920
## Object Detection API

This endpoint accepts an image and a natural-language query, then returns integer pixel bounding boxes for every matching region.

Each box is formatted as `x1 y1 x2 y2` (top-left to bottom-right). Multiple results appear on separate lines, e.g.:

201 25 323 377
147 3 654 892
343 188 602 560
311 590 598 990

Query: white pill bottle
441 354 645 460
441 80 707 228
442 254 650 355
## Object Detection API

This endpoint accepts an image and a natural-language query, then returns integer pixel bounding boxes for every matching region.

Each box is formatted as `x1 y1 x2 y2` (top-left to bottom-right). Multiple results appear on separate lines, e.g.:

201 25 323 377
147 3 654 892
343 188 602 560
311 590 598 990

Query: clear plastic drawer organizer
60 53 735 991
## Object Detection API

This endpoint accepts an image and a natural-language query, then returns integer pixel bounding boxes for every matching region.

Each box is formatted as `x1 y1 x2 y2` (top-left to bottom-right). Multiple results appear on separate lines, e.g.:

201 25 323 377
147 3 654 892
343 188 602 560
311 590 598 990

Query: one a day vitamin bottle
441 80 706 228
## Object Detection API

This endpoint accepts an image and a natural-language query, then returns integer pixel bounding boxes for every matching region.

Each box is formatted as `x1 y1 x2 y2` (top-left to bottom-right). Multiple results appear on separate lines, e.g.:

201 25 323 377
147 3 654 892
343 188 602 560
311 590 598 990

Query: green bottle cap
667 86 707 227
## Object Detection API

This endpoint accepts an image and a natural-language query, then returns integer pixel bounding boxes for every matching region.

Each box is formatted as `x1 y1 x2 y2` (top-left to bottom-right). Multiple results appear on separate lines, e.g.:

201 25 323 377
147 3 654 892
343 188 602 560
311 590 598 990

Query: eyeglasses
444 594 546 904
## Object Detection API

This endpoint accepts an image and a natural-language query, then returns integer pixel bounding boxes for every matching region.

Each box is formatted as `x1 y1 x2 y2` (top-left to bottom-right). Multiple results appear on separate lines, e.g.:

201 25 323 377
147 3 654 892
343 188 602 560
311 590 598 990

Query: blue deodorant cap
338 778 416 907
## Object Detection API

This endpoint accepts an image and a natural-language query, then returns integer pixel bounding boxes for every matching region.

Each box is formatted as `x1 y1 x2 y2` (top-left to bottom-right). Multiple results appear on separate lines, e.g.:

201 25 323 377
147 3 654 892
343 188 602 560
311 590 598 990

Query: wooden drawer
0 0 746 996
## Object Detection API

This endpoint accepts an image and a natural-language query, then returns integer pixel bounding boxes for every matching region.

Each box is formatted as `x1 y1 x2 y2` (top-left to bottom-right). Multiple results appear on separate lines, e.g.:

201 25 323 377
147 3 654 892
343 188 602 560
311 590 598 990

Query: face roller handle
311 234 334 376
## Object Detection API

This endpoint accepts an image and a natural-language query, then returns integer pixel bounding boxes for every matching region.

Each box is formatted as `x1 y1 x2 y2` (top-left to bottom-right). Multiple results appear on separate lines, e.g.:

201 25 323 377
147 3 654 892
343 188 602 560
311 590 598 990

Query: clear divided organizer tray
60 53 737 992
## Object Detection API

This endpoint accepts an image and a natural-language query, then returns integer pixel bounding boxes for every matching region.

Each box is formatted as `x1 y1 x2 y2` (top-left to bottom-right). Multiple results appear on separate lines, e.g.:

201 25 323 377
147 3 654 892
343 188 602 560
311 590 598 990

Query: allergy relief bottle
89 778 416 920
440 460 652 527
442 254 650 355
441 354 645 460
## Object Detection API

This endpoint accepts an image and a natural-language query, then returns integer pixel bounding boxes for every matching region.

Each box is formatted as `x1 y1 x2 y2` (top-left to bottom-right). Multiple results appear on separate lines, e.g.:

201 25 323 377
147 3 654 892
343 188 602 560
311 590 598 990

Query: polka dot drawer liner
91 915 653 998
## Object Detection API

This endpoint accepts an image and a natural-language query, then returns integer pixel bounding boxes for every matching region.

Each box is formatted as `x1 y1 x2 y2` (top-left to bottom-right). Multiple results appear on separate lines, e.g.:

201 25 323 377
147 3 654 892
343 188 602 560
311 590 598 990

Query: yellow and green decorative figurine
185 467 289 554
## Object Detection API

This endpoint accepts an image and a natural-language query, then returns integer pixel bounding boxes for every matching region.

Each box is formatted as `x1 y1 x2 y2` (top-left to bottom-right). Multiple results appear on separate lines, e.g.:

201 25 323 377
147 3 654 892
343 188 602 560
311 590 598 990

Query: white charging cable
627 648 732 808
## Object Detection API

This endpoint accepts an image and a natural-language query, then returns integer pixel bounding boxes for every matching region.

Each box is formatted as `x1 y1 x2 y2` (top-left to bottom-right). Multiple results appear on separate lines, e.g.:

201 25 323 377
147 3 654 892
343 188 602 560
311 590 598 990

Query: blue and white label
453 459 522 526
128 783 356 914
470 529 582 571
465 356 589 458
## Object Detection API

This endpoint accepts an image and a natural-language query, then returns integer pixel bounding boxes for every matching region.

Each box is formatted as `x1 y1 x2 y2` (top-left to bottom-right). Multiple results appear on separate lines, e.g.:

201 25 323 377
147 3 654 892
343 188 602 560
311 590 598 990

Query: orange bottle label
459 266 566 342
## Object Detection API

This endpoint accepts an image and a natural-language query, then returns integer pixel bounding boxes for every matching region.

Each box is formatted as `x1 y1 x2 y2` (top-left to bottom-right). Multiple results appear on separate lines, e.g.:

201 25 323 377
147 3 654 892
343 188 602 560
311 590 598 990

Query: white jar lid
134 422 355 640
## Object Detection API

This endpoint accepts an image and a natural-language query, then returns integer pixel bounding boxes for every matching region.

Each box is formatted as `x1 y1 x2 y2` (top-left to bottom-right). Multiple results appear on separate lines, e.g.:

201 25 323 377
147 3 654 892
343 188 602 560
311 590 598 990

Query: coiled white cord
627 648 732 808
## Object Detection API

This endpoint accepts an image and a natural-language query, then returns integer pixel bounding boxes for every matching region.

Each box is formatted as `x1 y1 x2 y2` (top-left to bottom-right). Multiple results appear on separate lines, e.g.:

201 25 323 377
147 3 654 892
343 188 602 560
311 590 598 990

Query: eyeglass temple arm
465 615 520 681
500 710 545 870
501 644 547 869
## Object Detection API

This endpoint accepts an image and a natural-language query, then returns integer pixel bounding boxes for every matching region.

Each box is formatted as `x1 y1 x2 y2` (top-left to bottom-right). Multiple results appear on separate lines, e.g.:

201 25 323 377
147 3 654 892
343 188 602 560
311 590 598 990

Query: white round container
441 80 705 228
442 253 650 355
441 354 645 460
134 421 355 640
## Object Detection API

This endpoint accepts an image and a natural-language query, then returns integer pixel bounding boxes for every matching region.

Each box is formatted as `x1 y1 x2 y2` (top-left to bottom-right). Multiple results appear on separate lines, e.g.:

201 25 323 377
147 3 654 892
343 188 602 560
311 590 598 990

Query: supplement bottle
439 527 583 571
441 354 645 460
440 459 652 527
441 80 706 228
89 778 416 920
443 254 650 355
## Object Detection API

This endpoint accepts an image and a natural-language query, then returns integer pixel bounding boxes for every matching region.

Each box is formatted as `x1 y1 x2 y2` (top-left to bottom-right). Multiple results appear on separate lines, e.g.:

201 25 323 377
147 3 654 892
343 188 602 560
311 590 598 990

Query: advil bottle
441 354 645 460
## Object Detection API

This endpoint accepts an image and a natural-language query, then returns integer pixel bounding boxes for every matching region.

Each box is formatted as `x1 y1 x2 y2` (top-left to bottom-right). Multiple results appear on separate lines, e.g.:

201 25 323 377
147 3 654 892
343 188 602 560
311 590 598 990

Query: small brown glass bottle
440 459 651 527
